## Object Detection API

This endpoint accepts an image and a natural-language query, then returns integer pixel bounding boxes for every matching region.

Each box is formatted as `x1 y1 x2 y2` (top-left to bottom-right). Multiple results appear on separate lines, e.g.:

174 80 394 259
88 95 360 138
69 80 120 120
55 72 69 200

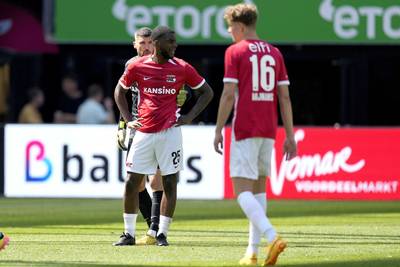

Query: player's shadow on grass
283 231 400 240
287 240 400 247
167 240 247 247
0 261 147 267
3 258 400 267
278 258 400 267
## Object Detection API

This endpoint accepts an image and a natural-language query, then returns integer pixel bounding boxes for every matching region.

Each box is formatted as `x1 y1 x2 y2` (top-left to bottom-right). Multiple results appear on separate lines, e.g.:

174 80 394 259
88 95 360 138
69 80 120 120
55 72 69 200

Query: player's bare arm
214 82 236 154
277 84 297 160
176 81 213 126
114 83 134 123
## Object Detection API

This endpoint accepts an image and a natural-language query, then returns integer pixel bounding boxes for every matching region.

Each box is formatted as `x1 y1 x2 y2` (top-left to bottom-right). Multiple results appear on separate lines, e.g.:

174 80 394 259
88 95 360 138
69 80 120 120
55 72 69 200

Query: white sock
123 213 137 237
246 193 267 256
147 229 157 238
157 215 172 237
237 191 276 244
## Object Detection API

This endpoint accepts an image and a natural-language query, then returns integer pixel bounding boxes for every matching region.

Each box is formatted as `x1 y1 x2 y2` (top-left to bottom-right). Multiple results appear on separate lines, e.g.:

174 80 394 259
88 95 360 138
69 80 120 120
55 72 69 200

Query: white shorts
230 132 275 180
126 127 183 176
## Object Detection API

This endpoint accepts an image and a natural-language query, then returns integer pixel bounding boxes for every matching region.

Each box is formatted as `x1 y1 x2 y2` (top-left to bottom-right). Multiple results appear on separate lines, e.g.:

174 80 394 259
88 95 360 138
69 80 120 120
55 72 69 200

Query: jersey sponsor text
144 86 177 95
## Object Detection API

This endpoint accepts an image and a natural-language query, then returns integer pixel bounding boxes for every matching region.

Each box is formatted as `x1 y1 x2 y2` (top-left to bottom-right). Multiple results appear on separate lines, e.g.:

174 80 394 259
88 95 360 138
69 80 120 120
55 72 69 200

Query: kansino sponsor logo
320 0 400 40
144 86 176 94
270 129 367 195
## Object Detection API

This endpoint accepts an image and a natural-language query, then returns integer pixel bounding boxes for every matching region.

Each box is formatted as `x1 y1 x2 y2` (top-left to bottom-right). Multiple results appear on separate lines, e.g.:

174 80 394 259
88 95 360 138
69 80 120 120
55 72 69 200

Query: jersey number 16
249 54 276 92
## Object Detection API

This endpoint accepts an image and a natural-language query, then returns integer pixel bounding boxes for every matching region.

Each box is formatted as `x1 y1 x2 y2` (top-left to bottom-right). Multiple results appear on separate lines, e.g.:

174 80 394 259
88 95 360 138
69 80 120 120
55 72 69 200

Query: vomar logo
270 130 366 196
26 140 52 182
319 0 400 40
111 0 254 40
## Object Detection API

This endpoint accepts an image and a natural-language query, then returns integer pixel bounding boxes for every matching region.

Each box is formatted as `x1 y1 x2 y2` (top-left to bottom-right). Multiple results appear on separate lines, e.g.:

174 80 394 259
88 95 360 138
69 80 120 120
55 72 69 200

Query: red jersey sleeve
185 62 205 89
223 45 239 84
118 62 137 89
275 48 290 86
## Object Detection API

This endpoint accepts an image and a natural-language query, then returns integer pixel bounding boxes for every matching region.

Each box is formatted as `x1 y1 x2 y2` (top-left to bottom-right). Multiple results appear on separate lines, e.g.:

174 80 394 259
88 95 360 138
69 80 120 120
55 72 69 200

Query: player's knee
150 179 163 191
125 174 139 192
125 178 135 192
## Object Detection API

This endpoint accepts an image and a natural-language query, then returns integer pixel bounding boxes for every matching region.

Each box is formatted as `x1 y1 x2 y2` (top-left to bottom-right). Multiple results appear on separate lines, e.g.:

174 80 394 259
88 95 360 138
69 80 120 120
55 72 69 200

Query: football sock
138 187 152 227
237 191 276 244
157 215 172 237
123 213 137 237
150 190 163 233
246 192 267 256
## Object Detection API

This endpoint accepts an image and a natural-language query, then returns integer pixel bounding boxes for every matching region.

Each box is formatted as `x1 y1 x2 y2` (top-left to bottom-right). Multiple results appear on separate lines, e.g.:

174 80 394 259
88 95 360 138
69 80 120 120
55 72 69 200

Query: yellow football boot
135 234 156 245
239 253 258 266
263 236 287 266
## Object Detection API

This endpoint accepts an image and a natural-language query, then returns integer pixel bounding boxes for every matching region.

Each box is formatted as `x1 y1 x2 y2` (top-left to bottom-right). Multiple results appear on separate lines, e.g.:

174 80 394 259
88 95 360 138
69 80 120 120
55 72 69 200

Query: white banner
4 124 223 199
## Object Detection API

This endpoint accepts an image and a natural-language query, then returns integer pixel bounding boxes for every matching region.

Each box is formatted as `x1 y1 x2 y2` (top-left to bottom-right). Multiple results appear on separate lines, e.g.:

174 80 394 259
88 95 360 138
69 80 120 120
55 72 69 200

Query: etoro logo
319 0 400 40
111 0 255 40
25 140 52 182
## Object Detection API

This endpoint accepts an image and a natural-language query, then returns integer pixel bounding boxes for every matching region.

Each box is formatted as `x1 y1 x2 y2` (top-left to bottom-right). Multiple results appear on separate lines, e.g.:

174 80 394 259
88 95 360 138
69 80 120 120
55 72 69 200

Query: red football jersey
223 39 290 141
119 56 205 133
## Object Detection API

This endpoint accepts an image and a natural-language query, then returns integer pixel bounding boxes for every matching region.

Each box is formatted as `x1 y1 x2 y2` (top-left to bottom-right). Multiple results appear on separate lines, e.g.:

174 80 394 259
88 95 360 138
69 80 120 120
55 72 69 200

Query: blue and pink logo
26 140 52 182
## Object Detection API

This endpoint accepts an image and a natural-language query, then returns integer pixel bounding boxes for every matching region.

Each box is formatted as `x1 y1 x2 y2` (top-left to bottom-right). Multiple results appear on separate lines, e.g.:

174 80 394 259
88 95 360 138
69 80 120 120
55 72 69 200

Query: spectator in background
54 74 84 123
0 63 10 122
18 87 44 123
77 84 115 124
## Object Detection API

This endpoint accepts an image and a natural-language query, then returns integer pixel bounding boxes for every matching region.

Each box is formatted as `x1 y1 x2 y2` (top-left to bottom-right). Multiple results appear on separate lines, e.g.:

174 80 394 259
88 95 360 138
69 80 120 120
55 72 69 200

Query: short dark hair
134 27 152 40
151 26 175 41
62 73 78 82
87 84 103 98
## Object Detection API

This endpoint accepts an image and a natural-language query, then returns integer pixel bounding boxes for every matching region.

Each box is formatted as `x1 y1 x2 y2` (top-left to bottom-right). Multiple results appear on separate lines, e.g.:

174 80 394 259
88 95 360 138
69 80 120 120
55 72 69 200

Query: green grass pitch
0 198 399 266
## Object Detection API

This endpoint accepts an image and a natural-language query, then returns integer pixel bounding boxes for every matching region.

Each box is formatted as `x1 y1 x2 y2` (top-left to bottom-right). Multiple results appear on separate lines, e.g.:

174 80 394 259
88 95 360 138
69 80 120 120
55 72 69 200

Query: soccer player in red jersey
214 4 297 266
116 27 186 246
114 26 213 246
116 27 162 246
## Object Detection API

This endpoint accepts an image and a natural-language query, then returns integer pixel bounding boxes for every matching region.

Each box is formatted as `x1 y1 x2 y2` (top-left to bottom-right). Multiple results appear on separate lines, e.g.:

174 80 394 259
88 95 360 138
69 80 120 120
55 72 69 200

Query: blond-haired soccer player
214 3 297 266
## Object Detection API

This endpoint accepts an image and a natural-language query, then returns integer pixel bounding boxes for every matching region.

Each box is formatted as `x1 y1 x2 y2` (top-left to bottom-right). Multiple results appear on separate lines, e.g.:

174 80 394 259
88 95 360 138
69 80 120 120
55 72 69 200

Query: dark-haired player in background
114 26 213 246
214 3 296 266
115 27 187 246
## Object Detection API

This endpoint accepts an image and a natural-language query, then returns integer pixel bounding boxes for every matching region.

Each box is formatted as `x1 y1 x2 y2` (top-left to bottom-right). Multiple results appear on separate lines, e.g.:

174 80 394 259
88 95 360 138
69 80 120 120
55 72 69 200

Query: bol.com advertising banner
223 127 400 200
53 0 400 44
4 125 223 199
4 125 400 200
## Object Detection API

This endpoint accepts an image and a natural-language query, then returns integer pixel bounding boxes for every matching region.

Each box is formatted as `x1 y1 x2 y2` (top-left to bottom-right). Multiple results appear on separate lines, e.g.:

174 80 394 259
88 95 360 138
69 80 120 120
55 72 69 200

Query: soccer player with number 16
214 3 297 266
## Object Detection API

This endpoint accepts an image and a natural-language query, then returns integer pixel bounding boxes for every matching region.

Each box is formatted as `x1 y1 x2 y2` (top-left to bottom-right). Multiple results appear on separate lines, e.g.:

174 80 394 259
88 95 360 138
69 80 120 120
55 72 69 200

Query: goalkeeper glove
117 119 128 151
177 87 188 107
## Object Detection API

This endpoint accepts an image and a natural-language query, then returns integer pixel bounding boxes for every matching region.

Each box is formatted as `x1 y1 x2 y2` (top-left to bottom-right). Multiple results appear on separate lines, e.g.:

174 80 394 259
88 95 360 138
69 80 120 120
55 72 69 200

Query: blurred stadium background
0 0 399 266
